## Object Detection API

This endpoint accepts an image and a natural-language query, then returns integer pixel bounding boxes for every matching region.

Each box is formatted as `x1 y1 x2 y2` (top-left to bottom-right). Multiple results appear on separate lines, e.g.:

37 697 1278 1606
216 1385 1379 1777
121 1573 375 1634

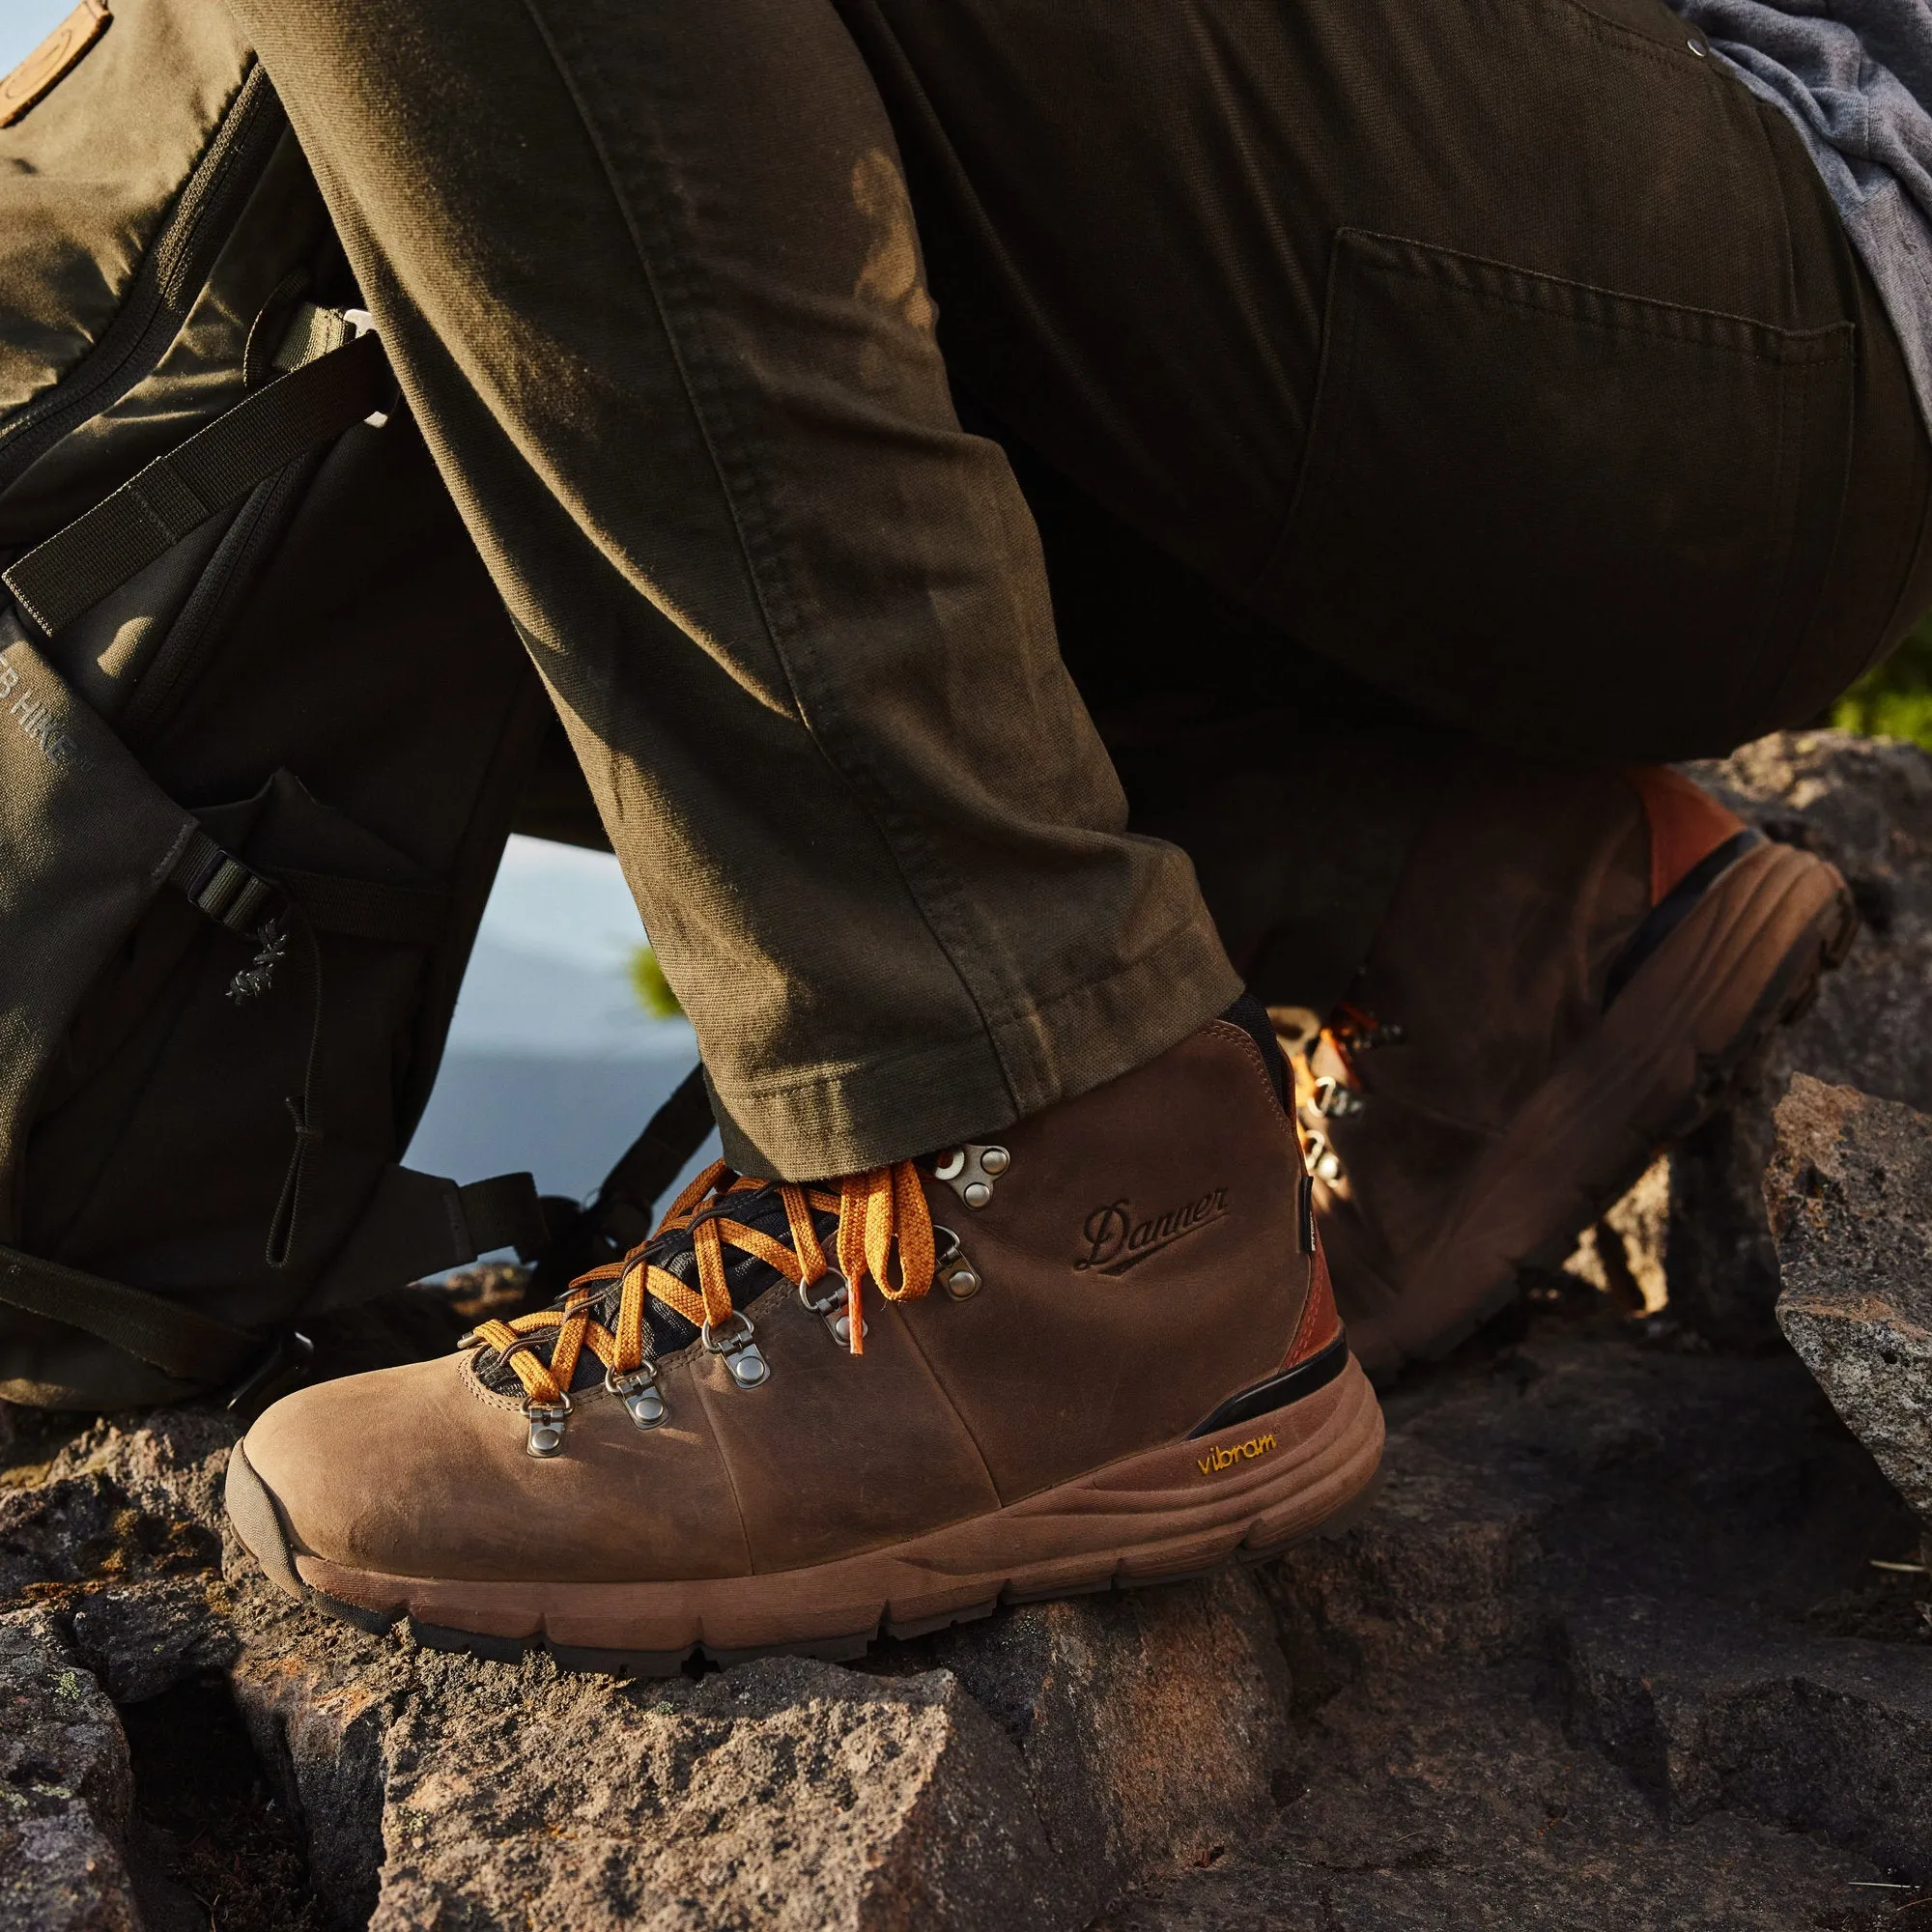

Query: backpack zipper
0 60 286 499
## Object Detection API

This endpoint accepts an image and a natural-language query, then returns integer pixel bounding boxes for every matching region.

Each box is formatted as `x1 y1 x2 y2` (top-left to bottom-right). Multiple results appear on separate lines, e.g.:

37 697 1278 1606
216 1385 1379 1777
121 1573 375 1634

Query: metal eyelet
606 1362 667 1429
932 1144 1009 1209
798 1274 867 1347
523 1392 572 1459
701 1309 771 1388
1302 1132 1344 1183
932 1223 981 1299
1313 1076 1365 1120
798 1275 843 1317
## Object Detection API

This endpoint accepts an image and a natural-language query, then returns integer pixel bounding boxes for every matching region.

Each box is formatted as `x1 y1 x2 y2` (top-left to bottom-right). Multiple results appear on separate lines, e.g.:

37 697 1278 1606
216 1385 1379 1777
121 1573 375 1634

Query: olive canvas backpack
0 0 611 1408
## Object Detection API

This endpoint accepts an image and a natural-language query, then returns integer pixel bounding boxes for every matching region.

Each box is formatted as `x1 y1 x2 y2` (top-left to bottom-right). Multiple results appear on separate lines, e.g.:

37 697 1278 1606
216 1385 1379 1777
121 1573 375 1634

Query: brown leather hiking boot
225 1008 1383 1670
1282 762 1858 1379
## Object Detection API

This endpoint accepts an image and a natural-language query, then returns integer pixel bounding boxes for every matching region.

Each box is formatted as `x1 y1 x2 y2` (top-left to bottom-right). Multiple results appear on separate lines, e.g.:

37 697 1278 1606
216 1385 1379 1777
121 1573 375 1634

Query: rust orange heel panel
1286 1233 1342 1369
1626 767 1747 905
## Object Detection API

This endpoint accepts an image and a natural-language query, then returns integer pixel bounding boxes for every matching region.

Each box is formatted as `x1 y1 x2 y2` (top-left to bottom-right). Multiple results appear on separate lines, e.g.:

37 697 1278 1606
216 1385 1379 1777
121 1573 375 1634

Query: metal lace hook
605 1359 667 1429
523 1389 572 1459
700 1308 771 1388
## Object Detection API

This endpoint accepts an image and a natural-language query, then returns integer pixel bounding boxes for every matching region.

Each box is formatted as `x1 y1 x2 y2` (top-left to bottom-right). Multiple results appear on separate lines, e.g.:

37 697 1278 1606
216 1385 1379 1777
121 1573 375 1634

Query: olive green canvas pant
230 0 1932 1179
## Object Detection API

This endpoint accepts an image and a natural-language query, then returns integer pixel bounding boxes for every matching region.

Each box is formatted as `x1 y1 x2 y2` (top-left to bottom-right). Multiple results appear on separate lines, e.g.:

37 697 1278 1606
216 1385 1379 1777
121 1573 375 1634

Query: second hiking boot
226 1009 1383 1669
1288 761 1856 1378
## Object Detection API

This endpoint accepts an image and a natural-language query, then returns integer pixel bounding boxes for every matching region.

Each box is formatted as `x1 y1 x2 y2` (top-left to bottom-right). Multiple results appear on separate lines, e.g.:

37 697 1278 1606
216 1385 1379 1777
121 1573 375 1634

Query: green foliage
1831 609 1932 750
629 944 685 1020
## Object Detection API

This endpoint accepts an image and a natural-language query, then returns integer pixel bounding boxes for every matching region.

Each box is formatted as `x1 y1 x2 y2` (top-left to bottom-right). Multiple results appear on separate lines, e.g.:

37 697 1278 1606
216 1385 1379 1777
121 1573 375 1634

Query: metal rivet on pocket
1688 39 1705 55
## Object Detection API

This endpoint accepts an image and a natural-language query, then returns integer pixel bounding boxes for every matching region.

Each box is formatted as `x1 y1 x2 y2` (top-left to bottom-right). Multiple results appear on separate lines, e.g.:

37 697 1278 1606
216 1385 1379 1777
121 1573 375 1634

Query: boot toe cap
237 1355 511 1580
232 1350 756 1589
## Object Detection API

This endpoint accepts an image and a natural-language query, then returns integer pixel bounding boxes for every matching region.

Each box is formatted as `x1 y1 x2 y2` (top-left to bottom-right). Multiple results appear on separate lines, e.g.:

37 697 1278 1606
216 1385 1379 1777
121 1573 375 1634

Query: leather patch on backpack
1 0 110 129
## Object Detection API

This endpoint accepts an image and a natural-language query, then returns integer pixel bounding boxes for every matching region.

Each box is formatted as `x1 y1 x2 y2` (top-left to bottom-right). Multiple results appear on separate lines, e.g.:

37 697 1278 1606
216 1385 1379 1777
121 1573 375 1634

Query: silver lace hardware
1312 1075 1366 1120
798 1274 843 1318
701 1309 771 1388
1302 1131 1344 1183
523 1392 572 1459
606 1362 667 1429
932 1223 981 1300
797 1274 867 1347
932 1143 1009 1209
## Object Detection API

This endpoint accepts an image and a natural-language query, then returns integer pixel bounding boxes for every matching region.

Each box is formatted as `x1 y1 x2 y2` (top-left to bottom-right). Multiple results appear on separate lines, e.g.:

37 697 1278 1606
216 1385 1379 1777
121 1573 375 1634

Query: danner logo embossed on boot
1075 1189 1228 1275
1199 1432 1275 1475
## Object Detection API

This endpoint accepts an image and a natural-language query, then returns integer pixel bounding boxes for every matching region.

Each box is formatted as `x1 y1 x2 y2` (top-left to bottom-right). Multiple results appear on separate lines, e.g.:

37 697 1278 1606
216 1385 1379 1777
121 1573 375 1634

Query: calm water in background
406 838 712 1206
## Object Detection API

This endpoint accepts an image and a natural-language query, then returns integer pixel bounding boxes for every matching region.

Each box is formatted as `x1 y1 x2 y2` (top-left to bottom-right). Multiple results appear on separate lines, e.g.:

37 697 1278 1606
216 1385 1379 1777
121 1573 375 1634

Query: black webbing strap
459 1174 552 1256
278 869 449 948
162 828 451 949
300 1164 549 1316
529 1064 716 1294
3 331 390 639
165 827 282 935
592 1063 716 1242
0 1244 260 1384
0 1168 548 1384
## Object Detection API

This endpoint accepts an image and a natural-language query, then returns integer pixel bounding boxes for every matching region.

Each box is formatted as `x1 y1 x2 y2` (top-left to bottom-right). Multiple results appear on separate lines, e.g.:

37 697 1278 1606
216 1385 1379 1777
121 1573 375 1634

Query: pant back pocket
1253 229 1855 758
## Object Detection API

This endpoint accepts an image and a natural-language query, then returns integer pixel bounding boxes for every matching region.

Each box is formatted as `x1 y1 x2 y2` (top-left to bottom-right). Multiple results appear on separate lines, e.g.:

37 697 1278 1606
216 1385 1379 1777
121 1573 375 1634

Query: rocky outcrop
222 1572 1292 1931
0 1610 141 1932
5 1279 1928 1931
1125 1321 1932 1929
1766 1074 1932 1555
3 728 1930 1930
0 1369 1300 1931
1636 731 1932 1346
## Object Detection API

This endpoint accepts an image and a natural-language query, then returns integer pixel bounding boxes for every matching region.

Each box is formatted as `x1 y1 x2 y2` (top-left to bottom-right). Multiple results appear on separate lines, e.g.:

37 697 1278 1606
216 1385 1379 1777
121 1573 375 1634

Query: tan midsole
289 1356 1384 1651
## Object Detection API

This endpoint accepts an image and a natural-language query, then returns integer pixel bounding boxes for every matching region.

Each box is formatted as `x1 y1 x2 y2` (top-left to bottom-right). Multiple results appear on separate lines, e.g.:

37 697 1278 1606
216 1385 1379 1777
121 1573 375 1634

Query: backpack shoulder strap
4 327 390 639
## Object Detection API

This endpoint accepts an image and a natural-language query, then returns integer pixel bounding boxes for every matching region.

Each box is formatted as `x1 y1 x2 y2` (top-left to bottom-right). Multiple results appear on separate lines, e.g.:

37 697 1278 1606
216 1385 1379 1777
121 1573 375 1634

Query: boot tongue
474 1179 838 1396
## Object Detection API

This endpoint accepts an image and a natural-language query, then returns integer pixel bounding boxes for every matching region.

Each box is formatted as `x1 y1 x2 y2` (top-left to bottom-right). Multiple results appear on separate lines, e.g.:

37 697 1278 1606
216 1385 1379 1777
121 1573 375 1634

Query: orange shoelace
470 1158 937 1410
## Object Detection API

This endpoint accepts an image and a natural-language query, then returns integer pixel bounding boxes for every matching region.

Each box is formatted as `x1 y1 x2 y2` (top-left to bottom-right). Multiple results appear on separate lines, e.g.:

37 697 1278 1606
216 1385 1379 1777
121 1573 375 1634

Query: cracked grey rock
1121 1323 1931 1930
893 1571 1293 1918
368 1655 1062 1932
46 1410 239 1537
67 1575 241 1704
0 1408 234 1603
227 1560 1293 1932
0 1609 140 1932
1767 1074 1932 1541
1688 732 1932 1104
1567 1594 1932 1878
1644 730 1932 1346
232 1608 1074 1932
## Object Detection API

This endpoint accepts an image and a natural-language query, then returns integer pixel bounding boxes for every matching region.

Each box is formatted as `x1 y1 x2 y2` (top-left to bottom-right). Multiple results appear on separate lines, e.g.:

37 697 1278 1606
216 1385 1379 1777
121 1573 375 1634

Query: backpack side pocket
0 618 199 1237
